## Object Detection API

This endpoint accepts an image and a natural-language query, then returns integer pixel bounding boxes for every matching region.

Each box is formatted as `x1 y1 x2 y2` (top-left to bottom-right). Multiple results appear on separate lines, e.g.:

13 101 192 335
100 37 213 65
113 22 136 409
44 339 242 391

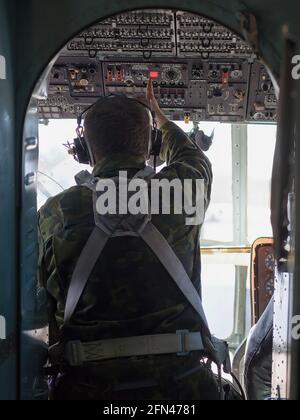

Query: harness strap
64 220 211 340
64 227 109 324
140 222 211 338
63 169 228 367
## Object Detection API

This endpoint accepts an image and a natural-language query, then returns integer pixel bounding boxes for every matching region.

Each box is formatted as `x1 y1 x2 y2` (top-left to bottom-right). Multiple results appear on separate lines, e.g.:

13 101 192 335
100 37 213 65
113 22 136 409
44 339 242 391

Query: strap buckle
176 330 190 356
48 341 65 366
65 340 85 366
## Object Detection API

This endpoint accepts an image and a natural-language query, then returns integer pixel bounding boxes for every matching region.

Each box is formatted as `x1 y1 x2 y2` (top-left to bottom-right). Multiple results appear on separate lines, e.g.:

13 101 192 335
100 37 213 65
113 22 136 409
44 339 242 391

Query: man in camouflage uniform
38 81 240 400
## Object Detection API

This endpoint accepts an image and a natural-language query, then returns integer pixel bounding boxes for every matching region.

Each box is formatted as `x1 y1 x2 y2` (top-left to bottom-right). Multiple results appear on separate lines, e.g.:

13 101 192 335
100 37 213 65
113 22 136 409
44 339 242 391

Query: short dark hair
84 96 151 162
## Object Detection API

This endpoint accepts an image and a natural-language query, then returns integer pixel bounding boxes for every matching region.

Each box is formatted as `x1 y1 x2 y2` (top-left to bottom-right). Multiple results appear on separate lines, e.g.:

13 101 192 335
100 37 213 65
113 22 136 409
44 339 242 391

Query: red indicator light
222 71 230 85
150 71 159 79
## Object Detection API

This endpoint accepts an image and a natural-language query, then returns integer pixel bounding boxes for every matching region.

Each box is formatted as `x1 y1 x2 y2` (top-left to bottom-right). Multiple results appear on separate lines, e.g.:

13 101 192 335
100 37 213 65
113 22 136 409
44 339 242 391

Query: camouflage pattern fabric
37 121 229 399
52 360 242 401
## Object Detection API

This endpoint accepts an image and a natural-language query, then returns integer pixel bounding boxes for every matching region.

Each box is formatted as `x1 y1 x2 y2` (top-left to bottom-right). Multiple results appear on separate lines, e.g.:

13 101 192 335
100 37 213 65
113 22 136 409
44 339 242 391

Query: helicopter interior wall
21 4 282 401
0 0 17 401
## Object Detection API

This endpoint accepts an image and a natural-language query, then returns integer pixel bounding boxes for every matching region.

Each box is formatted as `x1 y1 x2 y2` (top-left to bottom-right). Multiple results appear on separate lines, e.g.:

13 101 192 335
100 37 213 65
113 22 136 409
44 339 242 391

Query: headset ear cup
73 137 92 165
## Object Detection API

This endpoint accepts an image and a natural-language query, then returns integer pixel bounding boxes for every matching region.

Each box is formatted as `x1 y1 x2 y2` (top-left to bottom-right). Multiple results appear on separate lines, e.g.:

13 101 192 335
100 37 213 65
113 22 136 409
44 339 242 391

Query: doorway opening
23 7 278 399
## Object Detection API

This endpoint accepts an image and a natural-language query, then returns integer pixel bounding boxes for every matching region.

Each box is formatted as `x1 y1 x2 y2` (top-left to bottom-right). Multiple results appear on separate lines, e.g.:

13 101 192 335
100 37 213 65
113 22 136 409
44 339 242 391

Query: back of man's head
84 96 151 163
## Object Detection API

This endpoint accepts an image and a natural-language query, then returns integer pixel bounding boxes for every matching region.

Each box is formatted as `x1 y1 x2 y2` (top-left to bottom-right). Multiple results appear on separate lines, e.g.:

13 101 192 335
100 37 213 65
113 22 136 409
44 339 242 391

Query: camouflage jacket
38 122 213 356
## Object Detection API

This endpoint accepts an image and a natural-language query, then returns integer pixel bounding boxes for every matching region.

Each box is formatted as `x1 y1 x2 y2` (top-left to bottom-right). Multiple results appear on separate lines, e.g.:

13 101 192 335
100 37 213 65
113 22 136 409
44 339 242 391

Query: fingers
146 79 165 124
146 79 154 101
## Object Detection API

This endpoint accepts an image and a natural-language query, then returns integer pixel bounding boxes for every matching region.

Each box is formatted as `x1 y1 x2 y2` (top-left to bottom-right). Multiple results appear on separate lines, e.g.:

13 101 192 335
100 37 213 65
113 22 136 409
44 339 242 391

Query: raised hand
146 79 168 129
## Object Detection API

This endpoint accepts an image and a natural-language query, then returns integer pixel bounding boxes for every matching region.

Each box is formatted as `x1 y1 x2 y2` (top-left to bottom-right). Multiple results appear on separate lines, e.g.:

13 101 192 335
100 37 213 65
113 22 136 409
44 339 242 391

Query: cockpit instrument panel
251 238 275 324
38 10 277 124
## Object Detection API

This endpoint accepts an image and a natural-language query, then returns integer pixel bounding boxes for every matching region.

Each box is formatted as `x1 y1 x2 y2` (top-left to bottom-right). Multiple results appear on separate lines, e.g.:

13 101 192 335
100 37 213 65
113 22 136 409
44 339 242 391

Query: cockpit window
247 125 277 243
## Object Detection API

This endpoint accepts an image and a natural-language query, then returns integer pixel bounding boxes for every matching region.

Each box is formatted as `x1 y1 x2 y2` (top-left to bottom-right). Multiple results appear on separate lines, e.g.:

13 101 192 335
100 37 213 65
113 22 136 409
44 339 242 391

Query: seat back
244 298 273 400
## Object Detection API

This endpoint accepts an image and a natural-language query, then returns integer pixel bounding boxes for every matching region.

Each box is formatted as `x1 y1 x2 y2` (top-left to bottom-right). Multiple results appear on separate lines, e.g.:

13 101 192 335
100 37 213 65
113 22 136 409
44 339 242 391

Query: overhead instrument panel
38 10 278 124
176 11 253 59
64 10 176 59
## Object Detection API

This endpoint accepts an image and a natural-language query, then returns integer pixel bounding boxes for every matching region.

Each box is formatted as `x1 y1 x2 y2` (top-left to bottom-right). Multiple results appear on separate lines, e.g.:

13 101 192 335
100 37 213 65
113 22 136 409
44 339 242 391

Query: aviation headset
67 95 163 168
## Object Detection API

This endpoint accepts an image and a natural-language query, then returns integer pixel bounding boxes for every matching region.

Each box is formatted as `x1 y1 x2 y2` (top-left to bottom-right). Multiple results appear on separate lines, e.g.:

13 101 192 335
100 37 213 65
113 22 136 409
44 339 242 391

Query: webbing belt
65 331 204 367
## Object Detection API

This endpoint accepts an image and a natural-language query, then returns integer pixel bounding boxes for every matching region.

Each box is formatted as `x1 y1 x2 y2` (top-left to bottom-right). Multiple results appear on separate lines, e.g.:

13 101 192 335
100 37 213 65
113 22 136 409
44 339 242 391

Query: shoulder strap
64 227 109 324
139 222 211 338
74 170 93 186
133 166 155 180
